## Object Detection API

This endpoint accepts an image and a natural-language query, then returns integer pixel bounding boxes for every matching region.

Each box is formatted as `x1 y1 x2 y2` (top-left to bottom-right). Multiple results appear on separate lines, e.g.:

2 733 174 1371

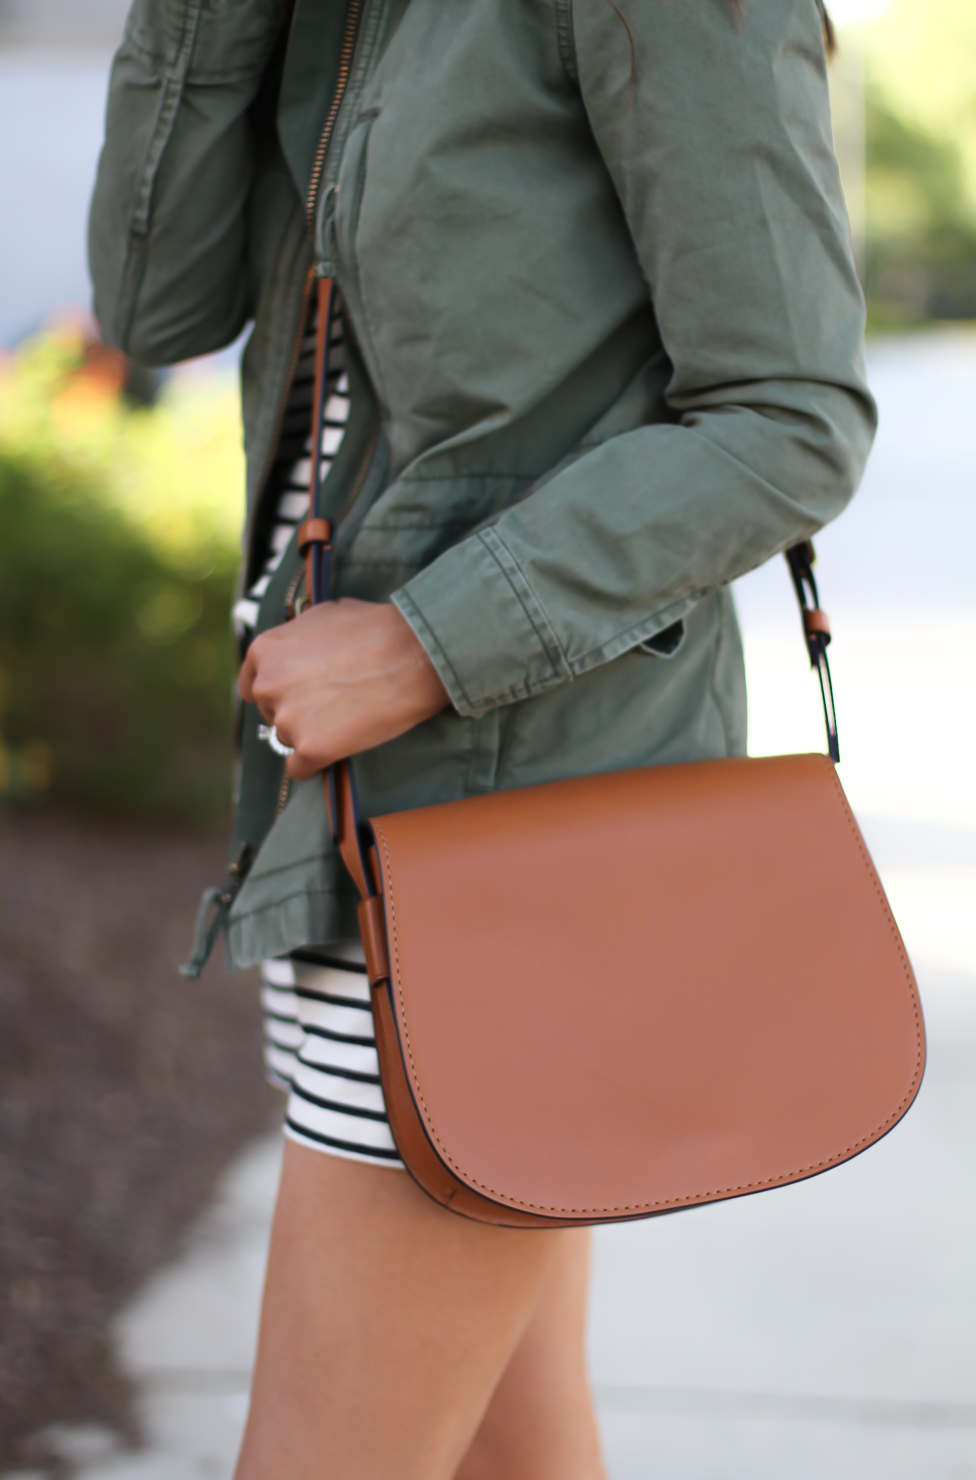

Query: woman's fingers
285 745 321 783
236 646 258 705
238 634 285 727
238 599 450 774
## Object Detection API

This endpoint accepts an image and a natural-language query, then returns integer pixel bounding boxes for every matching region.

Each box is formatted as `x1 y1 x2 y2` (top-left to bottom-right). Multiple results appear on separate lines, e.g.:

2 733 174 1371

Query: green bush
0 329 244 822
865 92 976 325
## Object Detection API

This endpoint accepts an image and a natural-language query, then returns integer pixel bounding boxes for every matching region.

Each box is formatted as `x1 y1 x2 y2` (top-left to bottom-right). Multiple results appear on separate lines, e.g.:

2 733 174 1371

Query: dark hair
818 1 838 57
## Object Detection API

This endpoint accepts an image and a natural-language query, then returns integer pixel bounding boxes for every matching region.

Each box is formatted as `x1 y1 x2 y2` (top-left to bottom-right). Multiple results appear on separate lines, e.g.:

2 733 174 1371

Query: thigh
235 1140 560 1480
454 1229 608 1480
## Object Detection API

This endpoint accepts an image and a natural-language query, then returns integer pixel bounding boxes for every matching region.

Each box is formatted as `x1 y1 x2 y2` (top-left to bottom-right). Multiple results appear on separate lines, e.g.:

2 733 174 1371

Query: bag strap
300 277 842 944
295 279 380 906
785 540 839 763
297 275 338 608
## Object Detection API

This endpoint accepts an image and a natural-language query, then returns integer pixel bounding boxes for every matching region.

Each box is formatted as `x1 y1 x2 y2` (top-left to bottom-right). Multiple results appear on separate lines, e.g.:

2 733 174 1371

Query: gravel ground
0 809 279 1473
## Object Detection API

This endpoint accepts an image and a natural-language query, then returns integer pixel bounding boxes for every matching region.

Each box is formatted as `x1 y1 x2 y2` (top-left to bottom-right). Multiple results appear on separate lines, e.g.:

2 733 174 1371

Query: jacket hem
227 885 358 972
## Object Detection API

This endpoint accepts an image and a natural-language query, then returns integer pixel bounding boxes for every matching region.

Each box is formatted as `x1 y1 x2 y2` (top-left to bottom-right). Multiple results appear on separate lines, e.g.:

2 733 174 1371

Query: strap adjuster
298 517 333 556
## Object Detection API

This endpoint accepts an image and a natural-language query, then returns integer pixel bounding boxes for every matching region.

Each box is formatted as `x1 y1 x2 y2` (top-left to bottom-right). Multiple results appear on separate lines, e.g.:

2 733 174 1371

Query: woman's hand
238 599 450 780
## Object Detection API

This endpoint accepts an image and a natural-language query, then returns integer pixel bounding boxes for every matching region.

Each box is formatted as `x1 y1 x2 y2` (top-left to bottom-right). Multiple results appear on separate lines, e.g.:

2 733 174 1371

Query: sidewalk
19 971 974 1480
8 337 975 1480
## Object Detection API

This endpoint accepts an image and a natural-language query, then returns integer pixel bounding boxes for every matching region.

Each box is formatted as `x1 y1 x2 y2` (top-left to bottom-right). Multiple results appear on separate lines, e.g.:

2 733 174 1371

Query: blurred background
0 0 973 1476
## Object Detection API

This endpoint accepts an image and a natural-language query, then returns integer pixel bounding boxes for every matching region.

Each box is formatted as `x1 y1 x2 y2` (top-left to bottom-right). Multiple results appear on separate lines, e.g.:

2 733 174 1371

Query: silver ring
257 724 294 757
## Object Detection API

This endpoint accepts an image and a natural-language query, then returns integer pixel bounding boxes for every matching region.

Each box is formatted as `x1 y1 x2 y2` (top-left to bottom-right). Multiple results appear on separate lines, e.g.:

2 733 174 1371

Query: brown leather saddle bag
299 280 925 1228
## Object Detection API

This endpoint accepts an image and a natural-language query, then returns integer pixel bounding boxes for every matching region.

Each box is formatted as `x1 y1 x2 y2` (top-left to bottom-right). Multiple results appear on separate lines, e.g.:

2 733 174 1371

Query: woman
89 0 873 1473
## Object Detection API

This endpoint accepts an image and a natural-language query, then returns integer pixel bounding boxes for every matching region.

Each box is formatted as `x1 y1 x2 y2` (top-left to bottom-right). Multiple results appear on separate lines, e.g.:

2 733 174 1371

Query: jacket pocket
331 110 379 294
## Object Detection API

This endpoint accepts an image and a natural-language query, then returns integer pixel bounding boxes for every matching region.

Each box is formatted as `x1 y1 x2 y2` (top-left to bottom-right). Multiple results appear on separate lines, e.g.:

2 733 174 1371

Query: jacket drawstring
180 843 255 979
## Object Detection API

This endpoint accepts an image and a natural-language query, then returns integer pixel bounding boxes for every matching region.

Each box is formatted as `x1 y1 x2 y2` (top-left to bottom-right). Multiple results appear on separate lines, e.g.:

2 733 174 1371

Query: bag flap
369 753 924 1219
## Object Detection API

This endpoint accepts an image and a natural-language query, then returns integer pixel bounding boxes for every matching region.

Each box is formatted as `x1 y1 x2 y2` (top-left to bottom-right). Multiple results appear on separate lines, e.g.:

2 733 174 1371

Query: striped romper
234 298 404 1168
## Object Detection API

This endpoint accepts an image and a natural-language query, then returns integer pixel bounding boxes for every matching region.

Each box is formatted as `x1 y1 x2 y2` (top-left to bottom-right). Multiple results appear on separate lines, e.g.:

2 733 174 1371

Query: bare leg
453 1228 607 1480
235 1141 563 1480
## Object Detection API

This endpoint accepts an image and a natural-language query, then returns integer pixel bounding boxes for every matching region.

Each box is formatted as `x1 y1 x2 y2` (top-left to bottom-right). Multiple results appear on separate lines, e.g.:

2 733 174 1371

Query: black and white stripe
233 298 351 640
262 943 404 1166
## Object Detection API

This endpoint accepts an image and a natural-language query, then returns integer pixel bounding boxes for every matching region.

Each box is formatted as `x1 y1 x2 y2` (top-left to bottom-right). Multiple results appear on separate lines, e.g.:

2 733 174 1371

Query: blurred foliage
0 324 245 822
864 0 976 210
859 0 976 325
865 91 976 324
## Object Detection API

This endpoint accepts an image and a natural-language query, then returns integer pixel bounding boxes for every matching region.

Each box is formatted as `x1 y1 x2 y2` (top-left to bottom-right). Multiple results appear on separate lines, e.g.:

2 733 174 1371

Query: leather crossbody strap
301 276 841 928
297 280 380 901
297 276 339 607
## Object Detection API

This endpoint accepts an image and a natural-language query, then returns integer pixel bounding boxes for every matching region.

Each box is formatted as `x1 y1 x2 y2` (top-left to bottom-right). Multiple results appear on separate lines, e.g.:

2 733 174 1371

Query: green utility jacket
89 0 875 970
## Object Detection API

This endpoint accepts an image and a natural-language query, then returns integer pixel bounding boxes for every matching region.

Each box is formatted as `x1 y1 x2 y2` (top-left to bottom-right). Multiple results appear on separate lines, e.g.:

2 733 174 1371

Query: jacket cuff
392 529 572 719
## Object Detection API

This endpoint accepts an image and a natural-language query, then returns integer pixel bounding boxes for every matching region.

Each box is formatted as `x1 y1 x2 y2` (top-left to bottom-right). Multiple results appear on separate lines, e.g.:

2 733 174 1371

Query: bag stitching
372 765 924 1217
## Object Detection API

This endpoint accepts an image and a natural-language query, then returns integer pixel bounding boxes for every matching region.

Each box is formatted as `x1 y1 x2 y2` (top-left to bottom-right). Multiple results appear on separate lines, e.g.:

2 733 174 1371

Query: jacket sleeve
88 0 288 364
392 0 876 719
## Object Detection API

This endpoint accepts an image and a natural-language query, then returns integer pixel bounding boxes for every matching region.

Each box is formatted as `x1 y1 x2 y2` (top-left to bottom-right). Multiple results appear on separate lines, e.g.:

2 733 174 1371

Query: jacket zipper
273 767 292 821
248 0 364 555
306 0 365 233
266 0 371 827
254 0 365 534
